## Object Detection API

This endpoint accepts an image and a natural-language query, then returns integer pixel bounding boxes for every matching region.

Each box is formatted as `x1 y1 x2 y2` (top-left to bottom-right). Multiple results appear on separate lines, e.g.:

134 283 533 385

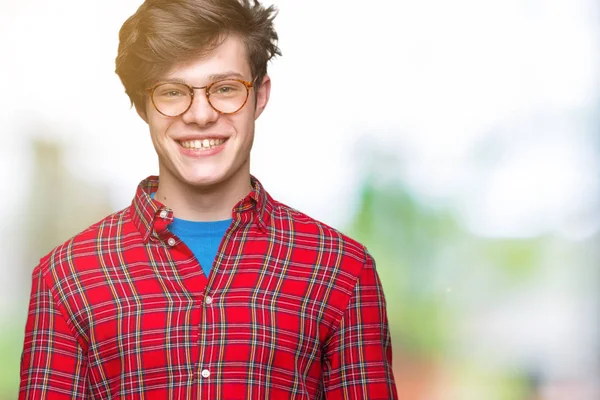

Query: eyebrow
157 71 247 86
207 71 246 81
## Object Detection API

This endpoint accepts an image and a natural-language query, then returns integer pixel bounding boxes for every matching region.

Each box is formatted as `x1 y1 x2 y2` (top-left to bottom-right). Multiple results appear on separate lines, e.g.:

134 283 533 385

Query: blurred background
1 0 599 398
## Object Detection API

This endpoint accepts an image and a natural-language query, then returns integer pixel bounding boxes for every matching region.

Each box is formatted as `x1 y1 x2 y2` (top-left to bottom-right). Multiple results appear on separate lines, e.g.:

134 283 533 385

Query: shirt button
159 210 168 218
167 237 176 246
201 369 210 378
205 296 213 305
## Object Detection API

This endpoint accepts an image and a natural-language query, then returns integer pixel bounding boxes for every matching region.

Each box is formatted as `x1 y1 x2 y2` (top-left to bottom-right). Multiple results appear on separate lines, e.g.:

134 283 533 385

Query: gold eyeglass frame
146 78 255 117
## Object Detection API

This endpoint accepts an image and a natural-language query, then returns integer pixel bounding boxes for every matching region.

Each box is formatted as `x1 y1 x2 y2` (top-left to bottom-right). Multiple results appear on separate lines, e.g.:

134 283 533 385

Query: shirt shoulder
269 199 370 270
35 206 133 284
266 200 378 338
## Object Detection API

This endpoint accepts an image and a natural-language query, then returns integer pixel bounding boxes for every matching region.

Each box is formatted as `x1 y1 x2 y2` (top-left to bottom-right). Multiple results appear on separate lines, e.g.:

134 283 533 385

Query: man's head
115 0 281 192
116 0 281 114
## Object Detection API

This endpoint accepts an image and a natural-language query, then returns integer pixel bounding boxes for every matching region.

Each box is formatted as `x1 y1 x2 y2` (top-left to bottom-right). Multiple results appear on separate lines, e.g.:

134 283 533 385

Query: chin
181 169 232 187
183 175 223 188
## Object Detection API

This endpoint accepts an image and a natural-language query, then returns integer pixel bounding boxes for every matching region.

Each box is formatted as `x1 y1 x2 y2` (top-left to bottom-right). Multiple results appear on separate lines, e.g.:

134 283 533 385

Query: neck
154 168 252 222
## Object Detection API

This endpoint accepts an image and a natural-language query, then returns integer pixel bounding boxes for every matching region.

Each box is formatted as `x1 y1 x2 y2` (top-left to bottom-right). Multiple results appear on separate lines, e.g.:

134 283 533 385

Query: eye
159 89 185 97
216 86 236 94
209 80 244 97
153 83 190 99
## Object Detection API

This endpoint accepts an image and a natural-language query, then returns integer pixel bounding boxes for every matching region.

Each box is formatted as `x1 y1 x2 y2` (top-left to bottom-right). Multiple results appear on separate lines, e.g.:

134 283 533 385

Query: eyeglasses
146 78 254 117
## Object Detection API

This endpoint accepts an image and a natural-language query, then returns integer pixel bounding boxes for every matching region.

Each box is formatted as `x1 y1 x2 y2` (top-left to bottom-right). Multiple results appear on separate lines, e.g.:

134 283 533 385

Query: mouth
178 138 228 151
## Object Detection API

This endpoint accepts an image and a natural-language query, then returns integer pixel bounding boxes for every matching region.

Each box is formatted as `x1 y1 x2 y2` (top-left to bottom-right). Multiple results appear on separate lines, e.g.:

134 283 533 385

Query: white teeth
180 138 225 150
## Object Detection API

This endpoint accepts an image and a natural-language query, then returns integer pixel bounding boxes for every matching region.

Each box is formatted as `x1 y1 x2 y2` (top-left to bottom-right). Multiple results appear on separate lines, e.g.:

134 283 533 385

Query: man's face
140 35 270 190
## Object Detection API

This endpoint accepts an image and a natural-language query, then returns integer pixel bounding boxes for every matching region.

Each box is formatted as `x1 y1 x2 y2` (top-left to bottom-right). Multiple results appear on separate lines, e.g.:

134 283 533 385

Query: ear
254 75 271 120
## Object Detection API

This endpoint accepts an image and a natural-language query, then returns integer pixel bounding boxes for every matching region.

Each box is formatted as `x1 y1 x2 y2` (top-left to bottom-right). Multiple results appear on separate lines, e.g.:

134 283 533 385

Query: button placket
198 292 216 384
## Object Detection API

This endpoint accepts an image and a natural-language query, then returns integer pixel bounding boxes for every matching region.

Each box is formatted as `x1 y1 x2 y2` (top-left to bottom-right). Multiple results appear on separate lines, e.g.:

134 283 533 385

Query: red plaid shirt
20 176 397 399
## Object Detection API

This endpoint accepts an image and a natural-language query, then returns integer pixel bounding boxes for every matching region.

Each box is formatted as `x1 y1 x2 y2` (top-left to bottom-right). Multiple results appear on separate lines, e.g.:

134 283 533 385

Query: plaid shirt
20 176 397 399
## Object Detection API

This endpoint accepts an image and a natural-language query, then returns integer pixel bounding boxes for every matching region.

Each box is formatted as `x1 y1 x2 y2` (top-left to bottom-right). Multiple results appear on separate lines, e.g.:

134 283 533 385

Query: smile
178 138 227 151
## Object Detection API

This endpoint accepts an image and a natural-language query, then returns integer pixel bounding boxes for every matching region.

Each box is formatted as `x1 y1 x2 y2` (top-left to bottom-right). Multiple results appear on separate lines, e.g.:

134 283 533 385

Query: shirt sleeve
322 251 398 399
19 266 88 399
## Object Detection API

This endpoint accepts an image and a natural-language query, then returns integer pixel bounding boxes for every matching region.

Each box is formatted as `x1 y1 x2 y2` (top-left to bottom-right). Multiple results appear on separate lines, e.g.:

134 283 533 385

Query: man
19 0 398 398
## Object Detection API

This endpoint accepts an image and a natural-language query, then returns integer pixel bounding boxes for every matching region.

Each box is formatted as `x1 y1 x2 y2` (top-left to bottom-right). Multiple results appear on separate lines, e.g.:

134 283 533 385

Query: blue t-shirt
150 192 232 277
168 217 232 277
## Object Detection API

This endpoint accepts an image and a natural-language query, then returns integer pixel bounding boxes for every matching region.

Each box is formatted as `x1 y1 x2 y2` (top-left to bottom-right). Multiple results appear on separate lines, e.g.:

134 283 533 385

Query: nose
181 90 219 126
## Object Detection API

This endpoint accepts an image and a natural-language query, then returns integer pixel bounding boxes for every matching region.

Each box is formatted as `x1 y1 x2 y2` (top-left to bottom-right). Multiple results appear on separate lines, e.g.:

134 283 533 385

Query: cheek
148 123 161 144
147 119 175 152
148 115 170 138
232 111 256 138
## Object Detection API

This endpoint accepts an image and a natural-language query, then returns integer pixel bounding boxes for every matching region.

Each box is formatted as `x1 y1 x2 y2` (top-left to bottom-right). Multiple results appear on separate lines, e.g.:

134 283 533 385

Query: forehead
163 35 251 83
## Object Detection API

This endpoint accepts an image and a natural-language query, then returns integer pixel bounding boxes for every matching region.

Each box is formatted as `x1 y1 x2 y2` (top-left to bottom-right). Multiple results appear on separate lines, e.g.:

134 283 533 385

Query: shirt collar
130 175 273 243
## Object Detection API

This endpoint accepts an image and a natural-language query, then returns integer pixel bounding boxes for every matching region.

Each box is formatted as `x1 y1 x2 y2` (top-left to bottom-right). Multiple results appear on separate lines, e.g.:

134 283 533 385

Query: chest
64 232 345 364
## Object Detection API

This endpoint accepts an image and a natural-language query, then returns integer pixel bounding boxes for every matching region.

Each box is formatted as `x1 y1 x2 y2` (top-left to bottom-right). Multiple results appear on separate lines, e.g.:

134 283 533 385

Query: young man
19 0 398 398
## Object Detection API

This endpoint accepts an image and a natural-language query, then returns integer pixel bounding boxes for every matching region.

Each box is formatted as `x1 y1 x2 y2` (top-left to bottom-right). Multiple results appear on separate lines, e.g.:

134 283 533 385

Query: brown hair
115 0 281 111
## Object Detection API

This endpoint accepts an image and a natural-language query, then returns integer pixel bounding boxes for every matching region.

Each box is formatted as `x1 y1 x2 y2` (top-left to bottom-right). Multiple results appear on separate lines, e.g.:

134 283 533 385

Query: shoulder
266 200 379 333
35 206 132 285
269 199 370 268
